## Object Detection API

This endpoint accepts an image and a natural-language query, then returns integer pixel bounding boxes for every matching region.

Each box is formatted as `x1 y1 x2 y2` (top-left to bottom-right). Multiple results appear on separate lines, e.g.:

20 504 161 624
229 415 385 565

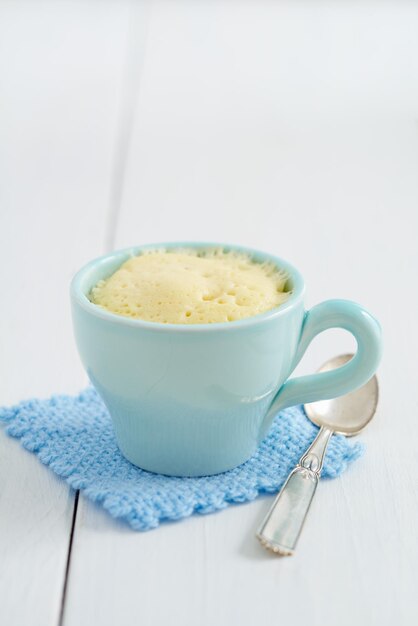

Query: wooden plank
63 2 418 625
0 432 74 626
0 2 130 624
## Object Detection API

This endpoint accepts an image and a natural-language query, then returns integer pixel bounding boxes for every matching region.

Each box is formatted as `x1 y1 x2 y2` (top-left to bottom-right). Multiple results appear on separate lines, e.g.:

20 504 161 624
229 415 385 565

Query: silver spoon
257 353 379 556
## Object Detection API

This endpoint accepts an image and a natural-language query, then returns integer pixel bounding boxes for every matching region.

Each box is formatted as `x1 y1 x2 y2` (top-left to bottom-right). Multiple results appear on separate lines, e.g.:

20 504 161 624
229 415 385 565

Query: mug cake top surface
90 248 290 324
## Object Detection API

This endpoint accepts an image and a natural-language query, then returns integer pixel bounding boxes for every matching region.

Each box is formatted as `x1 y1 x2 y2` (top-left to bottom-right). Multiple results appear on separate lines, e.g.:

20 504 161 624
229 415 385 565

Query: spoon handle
257 426 333 555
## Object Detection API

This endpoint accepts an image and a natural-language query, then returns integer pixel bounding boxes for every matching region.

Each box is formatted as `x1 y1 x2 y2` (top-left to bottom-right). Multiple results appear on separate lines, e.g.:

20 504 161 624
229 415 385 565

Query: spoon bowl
304 353 379 436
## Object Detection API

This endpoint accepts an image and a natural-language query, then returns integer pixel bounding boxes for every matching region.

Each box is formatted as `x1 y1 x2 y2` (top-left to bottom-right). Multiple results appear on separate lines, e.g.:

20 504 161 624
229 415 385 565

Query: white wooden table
1 2 417 624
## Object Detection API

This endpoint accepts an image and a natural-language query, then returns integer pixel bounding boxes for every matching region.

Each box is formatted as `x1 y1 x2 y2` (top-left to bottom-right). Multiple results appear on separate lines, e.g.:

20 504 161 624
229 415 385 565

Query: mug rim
70 242 305 333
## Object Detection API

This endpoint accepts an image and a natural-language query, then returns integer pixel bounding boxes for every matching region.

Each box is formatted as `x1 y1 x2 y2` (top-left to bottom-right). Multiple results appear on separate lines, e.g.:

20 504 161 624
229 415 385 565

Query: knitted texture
0 388 363 530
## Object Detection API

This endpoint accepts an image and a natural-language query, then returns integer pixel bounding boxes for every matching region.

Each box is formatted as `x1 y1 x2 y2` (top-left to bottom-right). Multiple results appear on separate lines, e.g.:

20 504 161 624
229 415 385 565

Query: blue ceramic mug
70 243 382 477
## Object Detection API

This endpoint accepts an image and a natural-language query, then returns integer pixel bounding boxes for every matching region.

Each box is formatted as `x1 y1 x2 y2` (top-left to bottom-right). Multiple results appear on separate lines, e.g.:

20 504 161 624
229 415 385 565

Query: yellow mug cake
90 248 290 324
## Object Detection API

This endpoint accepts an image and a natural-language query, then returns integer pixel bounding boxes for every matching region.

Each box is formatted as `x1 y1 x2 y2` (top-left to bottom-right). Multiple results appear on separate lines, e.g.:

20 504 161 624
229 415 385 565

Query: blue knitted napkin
0 388 362 530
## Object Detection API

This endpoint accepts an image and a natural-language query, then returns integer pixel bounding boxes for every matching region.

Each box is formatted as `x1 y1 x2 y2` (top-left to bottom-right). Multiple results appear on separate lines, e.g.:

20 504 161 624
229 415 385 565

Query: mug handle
264 299 382 425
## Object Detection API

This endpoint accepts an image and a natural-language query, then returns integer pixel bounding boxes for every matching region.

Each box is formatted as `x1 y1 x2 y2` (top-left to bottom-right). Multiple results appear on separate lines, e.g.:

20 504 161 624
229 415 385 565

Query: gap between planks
58 492 80 626
57 2 151 624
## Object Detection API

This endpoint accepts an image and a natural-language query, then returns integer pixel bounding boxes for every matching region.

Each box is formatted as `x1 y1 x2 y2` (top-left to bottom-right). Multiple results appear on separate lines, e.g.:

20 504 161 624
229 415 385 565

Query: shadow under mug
70 242 382 477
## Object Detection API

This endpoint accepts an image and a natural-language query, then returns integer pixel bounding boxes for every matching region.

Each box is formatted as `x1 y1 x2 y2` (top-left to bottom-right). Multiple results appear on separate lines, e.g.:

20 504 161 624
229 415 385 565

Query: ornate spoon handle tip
257 426 332 555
